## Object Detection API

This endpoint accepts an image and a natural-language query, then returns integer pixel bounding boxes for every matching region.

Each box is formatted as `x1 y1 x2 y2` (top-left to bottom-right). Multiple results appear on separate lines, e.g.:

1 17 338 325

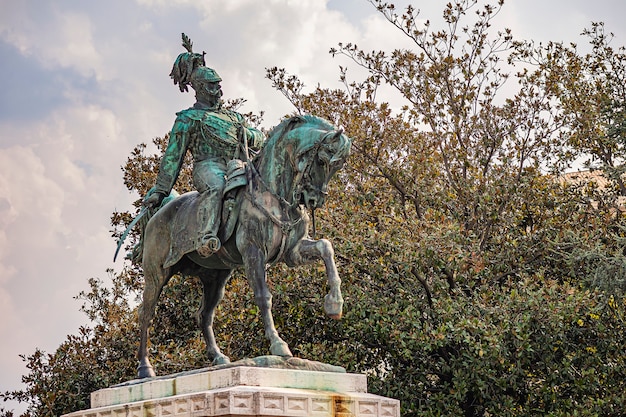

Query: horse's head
295 128 351 209
256 115 351 209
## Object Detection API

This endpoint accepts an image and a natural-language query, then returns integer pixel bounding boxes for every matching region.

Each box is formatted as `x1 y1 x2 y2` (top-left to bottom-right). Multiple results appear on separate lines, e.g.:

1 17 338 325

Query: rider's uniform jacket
154 105 265 196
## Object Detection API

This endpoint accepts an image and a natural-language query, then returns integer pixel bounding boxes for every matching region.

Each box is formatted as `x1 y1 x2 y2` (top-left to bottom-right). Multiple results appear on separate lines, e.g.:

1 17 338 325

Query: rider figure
143 37 264 257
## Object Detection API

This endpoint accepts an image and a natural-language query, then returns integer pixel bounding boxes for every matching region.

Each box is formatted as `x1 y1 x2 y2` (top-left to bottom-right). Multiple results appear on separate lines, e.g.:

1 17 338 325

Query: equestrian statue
115 34 351 378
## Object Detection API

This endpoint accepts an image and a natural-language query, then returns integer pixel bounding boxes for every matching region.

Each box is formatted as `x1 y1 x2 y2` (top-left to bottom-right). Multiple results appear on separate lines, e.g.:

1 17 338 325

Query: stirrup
198 235 221 257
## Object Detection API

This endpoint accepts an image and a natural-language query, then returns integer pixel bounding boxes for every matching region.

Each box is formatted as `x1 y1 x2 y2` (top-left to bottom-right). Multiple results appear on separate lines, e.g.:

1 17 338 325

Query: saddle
162 159 249 268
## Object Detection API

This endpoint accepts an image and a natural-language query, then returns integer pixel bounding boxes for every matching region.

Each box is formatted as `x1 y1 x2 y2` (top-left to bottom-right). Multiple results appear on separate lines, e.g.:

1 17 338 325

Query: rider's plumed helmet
169 33 221 92
192 66 222 84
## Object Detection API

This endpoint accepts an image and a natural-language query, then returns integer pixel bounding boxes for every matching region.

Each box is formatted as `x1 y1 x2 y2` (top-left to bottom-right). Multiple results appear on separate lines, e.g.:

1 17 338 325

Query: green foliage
266 1 626 415
298 170 626 416
514 22 626 189
4 2 626 417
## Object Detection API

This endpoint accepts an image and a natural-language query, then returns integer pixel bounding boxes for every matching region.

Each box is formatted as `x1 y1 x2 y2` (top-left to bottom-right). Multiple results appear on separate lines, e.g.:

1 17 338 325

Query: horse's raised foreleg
286 238 343 319
197 269 232 366
242 244 293 357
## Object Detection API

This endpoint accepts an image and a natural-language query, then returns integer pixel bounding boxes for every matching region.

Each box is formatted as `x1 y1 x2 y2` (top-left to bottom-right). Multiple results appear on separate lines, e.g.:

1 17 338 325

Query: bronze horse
136 115 351 378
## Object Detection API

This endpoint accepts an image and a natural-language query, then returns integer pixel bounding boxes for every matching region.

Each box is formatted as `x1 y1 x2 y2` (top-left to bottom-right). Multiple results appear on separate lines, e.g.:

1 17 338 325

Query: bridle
244 129 339 240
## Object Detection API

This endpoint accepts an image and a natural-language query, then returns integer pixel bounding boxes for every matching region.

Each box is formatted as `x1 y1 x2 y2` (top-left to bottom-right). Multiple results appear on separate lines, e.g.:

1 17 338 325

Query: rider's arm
154 114 192 197
245 126 265 151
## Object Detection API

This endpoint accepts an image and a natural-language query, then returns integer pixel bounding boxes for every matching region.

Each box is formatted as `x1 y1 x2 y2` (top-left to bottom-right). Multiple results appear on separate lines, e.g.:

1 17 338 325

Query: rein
244 129 334 253
244 163 303 265
243 173 304 235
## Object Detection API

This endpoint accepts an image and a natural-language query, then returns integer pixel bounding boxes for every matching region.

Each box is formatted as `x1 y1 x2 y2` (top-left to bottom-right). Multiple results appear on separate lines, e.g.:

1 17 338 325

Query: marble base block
61 366 400 417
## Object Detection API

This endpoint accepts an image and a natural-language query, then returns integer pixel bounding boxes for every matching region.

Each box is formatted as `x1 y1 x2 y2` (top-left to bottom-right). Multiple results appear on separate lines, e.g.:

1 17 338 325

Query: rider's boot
197 190 222 258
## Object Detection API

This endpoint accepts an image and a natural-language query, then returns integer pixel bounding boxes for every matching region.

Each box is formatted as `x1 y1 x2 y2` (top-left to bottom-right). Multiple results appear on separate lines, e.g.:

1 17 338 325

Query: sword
113 206 149 262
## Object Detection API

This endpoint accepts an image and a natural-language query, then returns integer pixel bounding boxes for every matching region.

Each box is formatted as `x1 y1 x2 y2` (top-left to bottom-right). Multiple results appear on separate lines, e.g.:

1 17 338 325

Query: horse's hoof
137 364 156 379
211 354 231 366
270 340 293 357
324 294 344 320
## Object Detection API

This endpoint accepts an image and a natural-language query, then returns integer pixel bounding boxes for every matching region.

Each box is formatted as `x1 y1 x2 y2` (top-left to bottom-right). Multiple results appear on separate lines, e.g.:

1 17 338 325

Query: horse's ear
328 129 351 164
332 130 343 147
328 129 342 145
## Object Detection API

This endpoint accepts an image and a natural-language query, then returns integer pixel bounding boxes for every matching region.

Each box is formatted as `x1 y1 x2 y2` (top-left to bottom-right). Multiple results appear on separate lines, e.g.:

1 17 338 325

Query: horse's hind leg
197 269 232 366
137 263 172 378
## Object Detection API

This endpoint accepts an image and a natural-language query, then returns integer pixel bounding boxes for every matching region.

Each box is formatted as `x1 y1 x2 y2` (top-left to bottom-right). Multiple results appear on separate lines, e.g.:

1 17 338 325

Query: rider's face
197 81 223 104
192 79 223 107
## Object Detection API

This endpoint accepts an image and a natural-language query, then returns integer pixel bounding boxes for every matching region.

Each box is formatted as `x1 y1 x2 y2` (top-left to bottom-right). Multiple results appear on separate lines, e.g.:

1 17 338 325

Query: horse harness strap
243 190 302 233
240 130 331 263
292 134 327 200
249 160 293 208
243 190 302 264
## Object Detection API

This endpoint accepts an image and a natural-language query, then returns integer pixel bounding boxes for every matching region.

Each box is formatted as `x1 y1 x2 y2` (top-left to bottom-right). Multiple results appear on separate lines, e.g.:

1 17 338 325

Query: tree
512 21 626 294
267 1 626 415
269 0 563 294
3 2 626 417
517 23 626 188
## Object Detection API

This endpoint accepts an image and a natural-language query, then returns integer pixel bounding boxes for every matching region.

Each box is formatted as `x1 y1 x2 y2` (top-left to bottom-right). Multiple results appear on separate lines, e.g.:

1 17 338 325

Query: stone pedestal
61 366 400 417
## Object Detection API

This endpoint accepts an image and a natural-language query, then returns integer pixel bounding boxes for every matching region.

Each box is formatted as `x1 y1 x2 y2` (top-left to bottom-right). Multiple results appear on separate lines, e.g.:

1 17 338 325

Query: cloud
0 41 76 123
0 3 102 79
0 105 132 409
132 0 364 123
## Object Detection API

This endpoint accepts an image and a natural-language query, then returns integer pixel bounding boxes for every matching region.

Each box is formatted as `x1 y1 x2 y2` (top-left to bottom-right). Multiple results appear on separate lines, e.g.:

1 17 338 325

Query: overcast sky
1 0 624 413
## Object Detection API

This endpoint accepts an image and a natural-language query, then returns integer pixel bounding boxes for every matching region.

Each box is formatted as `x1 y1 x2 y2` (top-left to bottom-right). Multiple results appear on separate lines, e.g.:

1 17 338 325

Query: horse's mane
265 115 334 145
255 115 346 163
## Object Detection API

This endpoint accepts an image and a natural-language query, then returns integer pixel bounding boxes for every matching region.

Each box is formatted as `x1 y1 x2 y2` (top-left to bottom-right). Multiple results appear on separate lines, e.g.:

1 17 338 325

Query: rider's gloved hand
142 191 166 209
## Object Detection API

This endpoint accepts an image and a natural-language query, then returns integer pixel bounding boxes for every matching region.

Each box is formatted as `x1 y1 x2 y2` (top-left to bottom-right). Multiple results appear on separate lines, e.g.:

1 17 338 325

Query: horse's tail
130 188 180 264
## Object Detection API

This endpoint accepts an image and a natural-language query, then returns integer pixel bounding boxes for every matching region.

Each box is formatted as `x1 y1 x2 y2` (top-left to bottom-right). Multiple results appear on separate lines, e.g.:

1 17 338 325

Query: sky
0 0 624 413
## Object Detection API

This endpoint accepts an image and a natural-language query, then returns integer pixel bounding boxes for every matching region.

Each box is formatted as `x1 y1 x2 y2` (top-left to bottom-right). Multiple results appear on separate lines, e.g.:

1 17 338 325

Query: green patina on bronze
130 34 352 379
141 34 265 259
154 108 264 196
